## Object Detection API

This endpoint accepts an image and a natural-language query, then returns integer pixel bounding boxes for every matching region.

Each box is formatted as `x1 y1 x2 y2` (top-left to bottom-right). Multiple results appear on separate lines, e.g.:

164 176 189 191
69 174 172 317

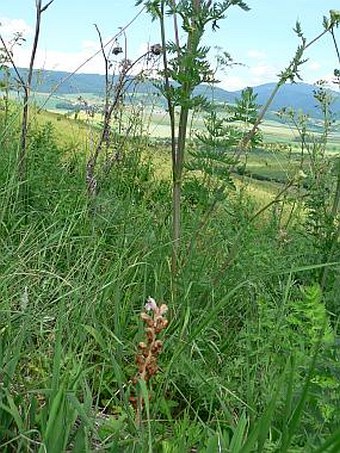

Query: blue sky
0 0 339 90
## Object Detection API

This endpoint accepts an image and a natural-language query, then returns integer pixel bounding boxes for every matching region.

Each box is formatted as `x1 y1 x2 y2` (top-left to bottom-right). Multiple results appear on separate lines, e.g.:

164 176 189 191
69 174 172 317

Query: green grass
0 102 339 451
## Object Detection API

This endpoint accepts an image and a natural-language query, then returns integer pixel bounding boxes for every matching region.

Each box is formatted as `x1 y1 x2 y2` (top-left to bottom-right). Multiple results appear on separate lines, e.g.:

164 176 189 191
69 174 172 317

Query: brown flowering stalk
130 297 168 425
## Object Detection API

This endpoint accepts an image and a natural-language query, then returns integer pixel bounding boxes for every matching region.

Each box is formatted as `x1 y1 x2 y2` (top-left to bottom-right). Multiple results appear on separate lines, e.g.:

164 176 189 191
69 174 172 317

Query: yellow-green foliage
33 109 95 151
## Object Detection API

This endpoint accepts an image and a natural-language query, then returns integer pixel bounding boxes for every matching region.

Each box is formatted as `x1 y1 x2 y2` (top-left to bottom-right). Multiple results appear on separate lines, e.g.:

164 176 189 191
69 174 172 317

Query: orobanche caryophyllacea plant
130 297 168 425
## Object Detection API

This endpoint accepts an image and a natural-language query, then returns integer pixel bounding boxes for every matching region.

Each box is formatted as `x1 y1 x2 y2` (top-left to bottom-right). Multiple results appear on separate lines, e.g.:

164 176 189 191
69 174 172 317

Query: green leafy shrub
230 284 340 447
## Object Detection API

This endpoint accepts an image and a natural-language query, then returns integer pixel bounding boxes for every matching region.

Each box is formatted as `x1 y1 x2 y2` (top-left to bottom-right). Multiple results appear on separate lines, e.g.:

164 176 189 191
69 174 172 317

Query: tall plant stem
172 106 189 273
158 1 179 275
86 51 149 196
320 26 340 289
19 0 54 192
170 0 201 275
148 0 251 280
320 169 340 290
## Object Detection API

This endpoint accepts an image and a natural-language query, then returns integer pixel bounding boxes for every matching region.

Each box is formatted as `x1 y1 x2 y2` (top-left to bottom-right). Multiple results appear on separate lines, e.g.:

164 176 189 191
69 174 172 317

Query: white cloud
247 49 266 60
250 63 276 78
303 71 339 89
217 53 280 90
23 48 109 74
307 61 321 72
219 75 250 91
0 19 127 74
217 60 281 91
0 17 33 39
137 42 149 55
81 40 98 52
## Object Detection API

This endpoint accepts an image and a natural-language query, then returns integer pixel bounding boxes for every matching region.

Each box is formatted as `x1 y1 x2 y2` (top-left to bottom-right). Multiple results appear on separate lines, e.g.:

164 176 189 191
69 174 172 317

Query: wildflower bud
150 44 162 56
138 342 147 350
155 318 168 333
152 340 163 353
141 312 151 323
136 354 144 364
146 359 158 376
159 304 168 315
147 318 155 328
146 327 155 341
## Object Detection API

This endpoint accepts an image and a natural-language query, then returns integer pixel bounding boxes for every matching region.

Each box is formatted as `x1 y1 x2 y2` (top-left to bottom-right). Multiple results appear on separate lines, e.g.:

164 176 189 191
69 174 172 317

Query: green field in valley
30 92 340 190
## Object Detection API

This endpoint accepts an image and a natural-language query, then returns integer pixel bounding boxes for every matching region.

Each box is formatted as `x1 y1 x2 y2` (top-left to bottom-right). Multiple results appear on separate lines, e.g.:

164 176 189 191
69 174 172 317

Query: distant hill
233 82 340 118
2 67 339 118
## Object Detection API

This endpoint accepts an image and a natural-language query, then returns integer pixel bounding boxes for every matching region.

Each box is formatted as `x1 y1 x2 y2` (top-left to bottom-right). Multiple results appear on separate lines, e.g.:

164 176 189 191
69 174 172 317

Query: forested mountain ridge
2 67 339 118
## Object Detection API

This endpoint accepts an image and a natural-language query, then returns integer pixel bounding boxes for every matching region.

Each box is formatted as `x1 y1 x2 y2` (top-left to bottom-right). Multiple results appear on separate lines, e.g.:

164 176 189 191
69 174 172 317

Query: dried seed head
150 43 162 55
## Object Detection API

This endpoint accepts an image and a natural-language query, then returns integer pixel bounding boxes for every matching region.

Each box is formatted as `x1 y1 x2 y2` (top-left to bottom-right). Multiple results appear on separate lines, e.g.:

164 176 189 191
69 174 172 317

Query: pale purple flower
145 297 157 312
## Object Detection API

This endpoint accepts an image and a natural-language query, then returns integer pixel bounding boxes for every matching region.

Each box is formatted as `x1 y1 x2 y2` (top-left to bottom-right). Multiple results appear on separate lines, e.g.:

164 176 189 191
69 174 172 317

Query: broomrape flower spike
130 297 168 424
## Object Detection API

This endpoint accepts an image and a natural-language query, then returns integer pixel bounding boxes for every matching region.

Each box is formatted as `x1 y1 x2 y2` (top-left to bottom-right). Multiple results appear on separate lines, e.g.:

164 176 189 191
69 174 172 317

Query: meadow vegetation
0 1 340 452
